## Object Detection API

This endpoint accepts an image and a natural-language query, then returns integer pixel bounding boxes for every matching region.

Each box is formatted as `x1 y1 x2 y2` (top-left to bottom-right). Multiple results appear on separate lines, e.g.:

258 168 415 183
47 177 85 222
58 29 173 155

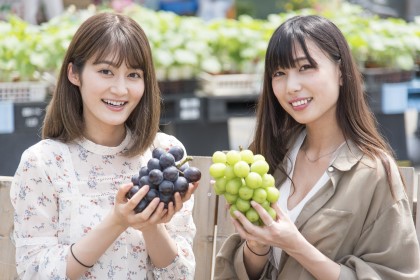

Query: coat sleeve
214 233 272 280
338 174 420 279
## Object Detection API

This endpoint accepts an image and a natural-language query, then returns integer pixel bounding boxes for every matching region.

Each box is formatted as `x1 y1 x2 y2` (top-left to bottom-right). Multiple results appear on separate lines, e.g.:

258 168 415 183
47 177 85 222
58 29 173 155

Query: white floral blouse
10 131 196 280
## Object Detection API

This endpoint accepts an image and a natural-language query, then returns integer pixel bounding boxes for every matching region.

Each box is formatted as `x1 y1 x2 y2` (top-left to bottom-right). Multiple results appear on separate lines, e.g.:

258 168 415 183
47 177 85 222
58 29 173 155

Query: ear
67 63 81 86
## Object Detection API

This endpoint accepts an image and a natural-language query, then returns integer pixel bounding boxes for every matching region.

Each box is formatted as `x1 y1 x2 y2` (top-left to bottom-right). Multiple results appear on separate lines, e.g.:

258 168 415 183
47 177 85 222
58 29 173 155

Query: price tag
179 98 201 120
0 101 14 134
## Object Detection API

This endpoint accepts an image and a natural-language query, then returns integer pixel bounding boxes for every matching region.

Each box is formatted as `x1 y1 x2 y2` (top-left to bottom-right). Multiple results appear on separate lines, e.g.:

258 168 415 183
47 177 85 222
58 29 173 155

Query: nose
110 76 128 95
286 73 302 94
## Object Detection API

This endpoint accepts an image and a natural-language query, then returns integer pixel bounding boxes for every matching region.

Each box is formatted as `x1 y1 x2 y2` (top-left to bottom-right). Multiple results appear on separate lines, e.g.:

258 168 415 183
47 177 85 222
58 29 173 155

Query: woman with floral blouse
10 12 197 280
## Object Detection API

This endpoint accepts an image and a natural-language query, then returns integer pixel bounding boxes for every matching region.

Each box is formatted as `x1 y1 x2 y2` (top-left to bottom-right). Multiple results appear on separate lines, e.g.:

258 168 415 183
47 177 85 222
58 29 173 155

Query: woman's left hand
232 201 303 253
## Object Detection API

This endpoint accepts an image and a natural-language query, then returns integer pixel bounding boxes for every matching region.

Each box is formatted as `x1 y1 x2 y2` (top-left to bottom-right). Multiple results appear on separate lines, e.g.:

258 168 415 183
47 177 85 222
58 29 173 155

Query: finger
128 185 149 210
137 196 159 218
148 201 167 223
182 182 198 202
165 201 176 220
251 201 274 227
233 210 257 234
173 192 183 212
116 183 133 203
272 202 287 220
231 216 253 241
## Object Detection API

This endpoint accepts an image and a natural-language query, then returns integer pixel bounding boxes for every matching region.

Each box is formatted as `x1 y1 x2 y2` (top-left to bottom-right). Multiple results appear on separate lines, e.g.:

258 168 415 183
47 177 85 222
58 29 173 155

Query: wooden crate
0 176 17 280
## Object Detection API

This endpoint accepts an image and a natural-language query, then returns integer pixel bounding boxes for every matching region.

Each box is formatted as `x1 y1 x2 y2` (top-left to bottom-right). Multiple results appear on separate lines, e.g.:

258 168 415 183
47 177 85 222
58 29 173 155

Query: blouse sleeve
150 133 196 279
10 143 68 279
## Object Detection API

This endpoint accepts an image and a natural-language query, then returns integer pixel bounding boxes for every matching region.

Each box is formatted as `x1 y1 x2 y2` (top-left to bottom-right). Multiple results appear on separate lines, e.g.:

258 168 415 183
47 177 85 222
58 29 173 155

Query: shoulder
335 143 406 203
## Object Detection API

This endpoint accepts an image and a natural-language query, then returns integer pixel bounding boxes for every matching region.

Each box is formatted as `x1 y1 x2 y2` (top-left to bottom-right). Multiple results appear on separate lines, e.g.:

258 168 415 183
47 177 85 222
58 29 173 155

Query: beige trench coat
214 140 420 280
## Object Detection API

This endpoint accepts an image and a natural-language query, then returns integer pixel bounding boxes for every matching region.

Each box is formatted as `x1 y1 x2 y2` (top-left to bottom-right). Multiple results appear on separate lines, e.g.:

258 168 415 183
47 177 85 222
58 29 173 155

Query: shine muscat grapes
210 149 280 225
126 146 201 213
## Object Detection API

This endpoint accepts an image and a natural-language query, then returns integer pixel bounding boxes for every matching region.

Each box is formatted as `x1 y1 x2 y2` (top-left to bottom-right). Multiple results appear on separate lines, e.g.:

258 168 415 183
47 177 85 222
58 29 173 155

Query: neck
83 125 127 147
303 126 345 163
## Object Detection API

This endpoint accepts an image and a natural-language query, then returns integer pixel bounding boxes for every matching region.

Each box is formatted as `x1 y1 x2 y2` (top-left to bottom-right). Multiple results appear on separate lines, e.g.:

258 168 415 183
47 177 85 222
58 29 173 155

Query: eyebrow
93 60 118 67
93 60 143 70
294 56 308 63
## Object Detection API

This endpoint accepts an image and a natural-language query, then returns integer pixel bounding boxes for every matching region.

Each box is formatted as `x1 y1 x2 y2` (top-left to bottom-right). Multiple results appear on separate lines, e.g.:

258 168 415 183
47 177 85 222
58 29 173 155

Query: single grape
261 174 275 188
233 160 250 178
240 149 254 164
266 186 280 203
225 178 242 195
224 164 236 180
131 174 140 186
179 162 190 172
226 150 241 166
174 176 189 194
236 197 251 213
126 185 140 199
139 166 149 177
252 188 267 204
134 199 149 213
149 169 164 185
253 154 265 162
139 175 150 187
159 180 174 195
147 158 161 171
224 193 238 204
159 153 175 169
214 177 227 195
163 166 179 182
212 151 227 163
168 146 184 161
209 163 226 178
238 185 253 200
159 193 173 208
183 167 202 182
146 188 159 202
245 172 263 189
250 160 270 175
245 208 260 223
152 147 166 159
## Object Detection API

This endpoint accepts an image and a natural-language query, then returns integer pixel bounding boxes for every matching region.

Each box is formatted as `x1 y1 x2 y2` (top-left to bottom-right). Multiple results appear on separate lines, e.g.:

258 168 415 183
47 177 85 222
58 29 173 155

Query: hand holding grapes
232 201 303 255
126 146 201 213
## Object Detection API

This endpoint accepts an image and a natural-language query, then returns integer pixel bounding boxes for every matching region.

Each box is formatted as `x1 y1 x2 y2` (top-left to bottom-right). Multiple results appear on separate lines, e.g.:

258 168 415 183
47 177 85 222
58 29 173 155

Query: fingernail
234 211 240 217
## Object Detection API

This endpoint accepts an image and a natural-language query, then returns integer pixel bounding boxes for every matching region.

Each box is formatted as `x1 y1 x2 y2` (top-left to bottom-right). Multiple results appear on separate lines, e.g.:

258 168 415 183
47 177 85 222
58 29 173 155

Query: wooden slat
417 174 420 243
190 156 217 280
0 176 18 280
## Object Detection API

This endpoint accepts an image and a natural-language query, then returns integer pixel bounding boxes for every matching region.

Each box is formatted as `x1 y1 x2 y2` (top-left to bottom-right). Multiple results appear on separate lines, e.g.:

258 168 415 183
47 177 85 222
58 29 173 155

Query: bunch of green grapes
209 149 280 225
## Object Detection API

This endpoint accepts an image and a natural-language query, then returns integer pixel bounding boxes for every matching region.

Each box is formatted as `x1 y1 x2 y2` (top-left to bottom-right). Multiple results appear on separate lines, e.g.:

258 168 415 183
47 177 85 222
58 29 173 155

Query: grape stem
176 156 194 169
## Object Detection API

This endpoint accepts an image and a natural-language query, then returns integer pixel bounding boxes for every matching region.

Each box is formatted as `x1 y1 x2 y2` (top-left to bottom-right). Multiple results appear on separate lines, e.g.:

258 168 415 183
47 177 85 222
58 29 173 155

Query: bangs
266 26 317 76
91 29 146 70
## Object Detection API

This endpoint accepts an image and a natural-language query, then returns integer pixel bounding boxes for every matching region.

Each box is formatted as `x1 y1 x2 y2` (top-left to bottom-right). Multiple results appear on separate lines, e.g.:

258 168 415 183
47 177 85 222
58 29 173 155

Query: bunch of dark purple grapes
126 146 201 213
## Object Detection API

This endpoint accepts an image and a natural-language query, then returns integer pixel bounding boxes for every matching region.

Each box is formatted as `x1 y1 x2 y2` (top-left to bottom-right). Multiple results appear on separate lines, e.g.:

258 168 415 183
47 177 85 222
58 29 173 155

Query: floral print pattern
10 131 196 280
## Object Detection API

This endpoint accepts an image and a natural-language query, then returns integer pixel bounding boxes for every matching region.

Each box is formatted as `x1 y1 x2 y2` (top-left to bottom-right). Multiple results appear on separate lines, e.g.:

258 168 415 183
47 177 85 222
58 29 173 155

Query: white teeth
103 99 125 106
292 98 311 107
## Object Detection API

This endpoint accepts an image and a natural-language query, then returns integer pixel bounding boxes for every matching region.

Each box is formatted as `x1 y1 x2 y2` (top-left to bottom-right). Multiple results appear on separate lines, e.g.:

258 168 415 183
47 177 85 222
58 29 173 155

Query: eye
128 72 143 79
99 69 113 75
299 64 314 71
272 70 285 78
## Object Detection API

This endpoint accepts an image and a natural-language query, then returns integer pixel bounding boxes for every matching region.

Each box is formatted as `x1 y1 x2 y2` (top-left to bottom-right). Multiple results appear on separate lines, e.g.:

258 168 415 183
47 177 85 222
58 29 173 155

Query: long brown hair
42 12 161 156
252 15 397 189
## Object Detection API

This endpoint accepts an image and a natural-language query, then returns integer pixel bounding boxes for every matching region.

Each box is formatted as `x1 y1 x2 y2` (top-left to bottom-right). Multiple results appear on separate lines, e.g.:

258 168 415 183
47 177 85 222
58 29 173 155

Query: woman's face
271 40 341 127
68 55 144 136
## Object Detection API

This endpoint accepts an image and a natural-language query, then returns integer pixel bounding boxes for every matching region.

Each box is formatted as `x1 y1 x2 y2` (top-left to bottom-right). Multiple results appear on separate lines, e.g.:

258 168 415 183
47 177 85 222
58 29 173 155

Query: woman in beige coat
214 15 420 280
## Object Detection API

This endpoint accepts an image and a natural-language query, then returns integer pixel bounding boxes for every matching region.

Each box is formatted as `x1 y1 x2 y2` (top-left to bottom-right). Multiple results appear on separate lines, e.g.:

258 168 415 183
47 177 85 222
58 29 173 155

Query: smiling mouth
102 99 127 107
291 98 312 107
